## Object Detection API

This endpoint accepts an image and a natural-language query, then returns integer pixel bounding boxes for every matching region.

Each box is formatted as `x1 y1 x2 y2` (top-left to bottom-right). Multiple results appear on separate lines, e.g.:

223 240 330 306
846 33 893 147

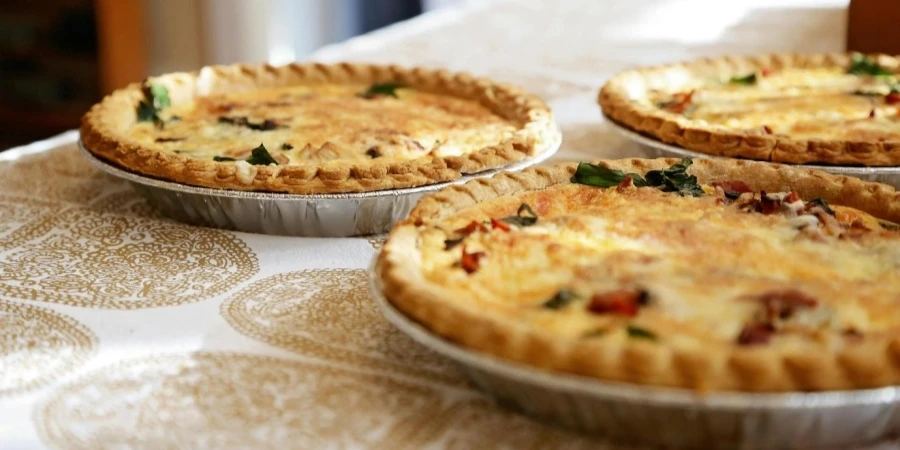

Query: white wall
144 0 368 74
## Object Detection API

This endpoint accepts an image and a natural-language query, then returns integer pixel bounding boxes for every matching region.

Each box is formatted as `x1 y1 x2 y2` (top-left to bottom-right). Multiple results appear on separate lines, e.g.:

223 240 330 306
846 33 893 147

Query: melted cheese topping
132 84 517 164
419 184 900 350
651 68 900 141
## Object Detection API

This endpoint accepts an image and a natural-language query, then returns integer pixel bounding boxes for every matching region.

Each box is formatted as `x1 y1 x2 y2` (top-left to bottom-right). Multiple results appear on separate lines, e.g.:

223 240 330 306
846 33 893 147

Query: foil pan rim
605 115 900 175
368 256 900 410
77 128 561 201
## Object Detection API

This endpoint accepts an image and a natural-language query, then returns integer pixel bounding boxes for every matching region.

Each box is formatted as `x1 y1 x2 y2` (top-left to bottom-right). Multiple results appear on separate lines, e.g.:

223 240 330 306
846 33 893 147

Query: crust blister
599 52 900 167
378 157 900 392
81 62 559 194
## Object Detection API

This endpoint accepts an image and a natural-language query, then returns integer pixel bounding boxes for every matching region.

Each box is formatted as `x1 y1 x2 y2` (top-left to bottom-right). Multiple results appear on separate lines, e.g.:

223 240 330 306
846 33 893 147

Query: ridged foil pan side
605 118 900 190
78 133 559 237
368 259 900 450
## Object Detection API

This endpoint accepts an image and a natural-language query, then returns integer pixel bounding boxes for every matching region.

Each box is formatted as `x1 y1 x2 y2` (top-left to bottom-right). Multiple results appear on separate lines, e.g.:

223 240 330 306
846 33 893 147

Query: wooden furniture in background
95 0 148 94
0 0 149 150
847 0 900 55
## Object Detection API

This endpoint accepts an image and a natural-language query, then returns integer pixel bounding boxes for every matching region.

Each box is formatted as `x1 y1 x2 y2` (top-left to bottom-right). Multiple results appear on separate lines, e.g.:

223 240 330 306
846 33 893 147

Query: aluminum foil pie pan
77 136 559 237
605 117 900 190
368 259 900 450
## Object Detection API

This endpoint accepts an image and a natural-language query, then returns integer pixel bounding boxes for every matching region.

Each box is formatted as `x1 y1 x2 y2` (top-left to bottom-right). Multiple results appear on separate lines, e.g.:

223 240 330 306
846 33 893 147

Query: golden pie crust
80 62 559 194
377 158 900 392
599 53 900 166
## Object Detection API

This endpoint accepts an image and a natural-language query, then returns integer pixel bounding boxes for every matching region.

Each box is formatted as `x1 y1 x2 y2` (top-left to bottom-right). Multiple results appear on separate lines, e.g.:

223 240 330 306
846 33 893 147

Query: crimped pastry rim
599 52 900 167
377 157 900 393
80 61 559 195
370 264 900 405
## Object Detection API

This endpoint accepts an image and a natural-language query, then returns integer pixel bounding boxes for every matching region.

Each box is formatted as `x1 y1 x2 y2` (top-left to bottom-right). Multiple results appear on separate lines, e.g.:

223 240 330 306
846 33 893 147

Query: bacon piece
763 125 773 134
490 218 510 232
455 220 488 236
459 245 486 274
759 191 781 215
748 289 818 322
869 108 877 119
711 180 752 200
761 67 773 77
737 324 775 345
586 289 648 317
887 92 900 105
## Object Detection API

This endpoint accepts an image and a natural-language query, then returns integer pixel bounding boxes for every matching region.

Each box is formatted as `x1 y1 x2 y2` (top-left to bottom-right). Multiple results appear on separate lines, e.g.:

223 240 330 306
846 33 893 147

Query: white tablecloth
4 1 895 449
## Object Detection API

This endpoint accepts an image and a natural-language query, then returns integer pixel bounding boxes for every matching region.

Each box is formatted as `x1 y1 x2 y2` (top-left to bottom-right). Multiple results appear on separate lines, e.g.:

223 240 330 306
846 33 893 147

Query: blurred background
0 0 464 150
0 0 890 151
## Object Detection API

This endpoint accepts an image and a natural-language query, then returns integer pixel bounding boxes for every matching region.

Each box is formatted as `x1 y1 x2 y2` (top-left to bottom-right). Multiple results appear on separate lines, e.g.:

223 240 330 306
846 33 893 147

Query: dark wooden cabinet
847 0 900 55
0 0 146 150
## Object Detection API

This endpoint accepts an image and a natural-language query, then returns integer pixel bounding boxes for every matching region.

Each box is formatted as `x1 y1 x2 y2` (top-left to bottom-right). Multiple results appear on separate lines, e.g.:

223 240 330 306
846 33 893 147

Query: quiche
377 157 900 392
600 53 900 166
80 62 559 194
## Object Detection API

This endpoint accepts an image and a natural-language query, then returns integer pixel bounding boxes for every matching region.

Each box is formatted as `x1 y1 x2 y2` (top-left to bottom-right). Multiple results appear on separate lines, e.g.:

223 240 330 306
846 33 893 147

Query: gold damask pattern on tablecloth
36 352 600 450
0 299 96 397
0 205 258 309
0 146 259 309
366 234 386 250
221 269 463 386
0 145 109 205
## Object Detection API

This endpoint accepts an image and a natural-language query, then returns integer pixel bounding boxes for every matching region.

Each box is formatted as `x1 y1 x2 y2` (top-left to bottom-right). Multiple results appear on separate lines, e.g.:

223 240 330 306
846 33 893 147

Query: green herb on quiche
218 116 281 131
643 158 705 197
137 83 171 129
729 73 757 85
852 89 884 96
137 101 159 122
500 203 538 227
149 83 170 109
847 53 893 76
542 290 576 309
626 325 657 340
245 143 279 165
805 198 835 216
212 144 277 165
443 237 465 250
572 162 647 188
360 82 404 99
281 143 294 150
879 220 900 231
573 158 703 197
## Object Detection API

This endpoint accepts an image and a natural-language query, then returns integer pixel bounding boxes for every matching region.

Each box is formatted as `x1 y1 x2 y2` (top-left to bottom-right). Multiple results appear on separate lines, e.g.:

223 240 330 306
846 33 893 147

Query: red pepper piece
616 176 634 192
664 90 695 114
490 218 510 231
784 191 801 204
759 191 780 215
886 92 900 105
455 220 488 236
711 180 752 200
460 245 485 274
586 289 647 317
